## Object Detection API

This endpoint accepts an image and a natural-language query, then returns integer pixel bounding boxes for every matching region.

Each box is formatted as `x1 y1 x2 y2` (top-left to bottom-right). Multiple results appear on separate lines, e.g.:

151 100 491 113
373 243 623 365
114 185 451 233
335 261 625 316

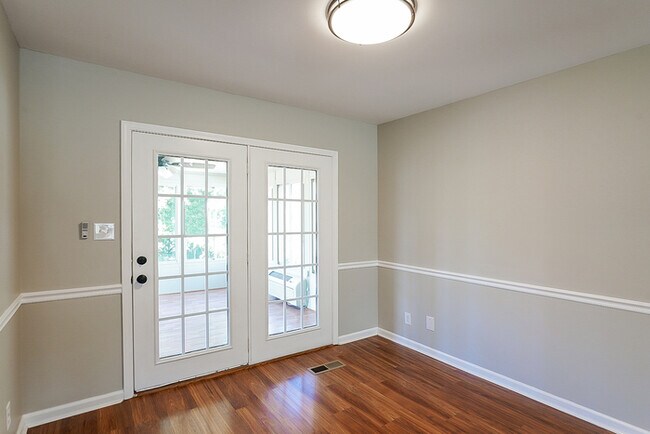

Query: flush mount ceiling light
327 0 416 45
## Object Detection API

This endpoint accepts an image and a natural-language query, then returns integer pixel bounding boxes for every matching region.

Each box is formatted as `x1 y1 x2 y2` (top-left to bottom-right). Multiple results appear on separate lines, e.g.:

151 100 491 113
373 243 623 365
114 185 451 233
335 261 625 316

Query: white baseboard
377 328 646 434
338 327 378 344
17 390 123 433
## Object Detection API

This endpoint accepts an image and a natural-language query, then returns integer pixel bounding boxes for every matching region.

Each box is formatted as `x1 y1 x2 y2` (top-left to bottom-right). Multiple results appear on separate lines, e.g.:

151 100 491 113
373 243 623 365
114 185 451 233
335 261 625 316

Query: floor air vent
309 360 345 375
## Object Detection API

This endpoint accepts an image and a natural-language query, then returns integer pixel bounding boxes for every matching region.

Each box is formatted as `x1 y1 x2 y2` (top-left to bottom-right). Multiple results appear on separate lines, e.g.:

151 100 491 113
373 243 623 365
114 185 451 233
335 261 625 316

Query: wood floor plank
28 336 609 433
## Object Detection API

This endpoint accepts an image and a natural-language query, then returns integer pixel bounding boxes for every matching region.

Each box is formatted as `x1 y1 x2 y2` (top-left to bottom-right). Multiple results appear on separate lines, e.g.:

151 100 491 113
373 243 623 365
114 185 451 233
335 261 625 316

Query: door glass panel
208 273 227 289
285 201 301 233
158 197 180 235
303 234 316 265
185 315 207 353
286 301 301 332
285 234 301 266
285 168 302 200
285 267 302 299
268 166 284 199
156 154 231 359
158 156 182 194
268 302 284 336
207 161 228 197
184 237 206 275
207 198 227 234
268 235 284 267
268 270 285 301
266 166 319 336
303 202 316 233
184 198 206 235
184 275 205 293
158 237 181 277
183 158 206 195
209 311 228 347
207 236 227 273
208 288 227 310
184 289 206 315
159 318 182 358
302 170 317 200
268 200 283 233
158 278 181 318
303 266 317 297
303 297 317 328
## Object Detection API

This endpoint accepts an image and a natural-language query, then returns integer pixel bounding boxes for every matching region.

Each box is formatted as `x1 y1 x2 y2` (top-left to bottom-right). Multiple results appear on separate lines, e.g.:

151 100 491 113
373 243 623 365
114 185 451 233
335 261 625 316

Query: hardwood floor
29 336 607 433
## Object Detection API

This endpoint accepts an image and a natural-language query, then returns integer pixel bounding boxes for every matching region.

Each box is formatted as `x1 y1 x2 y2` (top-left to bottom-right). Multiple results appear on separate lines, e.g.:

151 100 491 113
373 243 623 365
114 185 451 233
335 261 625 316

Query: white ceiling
3 0 650 124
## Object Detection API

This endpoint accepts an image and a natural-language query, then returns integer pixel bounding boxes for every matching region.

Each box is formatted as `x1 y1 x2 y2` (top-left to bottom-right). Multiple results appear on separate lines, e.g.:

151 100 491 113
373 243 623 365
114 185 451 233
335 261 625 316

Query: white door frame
120 121 339 400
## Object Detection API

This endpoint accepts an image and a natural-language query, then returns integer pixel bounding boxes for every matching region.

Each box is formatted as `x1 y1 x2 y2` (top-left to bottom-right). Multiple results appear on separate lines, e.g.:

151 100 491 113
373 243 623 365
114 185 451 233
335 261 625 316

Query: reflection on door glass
158 197 180 236
184 198 206 235
266 167 319 336
207 199 227 234
156 154 231 360
158 156 182 194
208 161 228 197
183 158 206 195
158 278 181 319
207 236 227 272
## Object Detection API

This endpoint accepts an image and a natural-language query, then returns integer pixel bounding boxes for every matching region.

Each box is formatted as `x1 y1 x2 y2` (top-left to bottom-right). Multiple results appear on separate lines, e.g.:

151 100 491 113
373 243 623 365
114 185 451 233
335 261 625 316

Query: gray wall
0 3 21 433
18 296 123 413
378 45 650 430
0 0 19 314
18 49 378 412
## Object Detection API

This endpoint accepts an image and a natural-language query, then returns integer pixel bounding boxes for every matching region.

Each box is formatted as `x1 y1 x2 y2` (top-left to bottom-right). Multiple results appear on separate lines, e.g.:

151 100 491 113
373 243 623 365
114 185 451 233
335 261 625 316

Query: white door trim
120 121 339 399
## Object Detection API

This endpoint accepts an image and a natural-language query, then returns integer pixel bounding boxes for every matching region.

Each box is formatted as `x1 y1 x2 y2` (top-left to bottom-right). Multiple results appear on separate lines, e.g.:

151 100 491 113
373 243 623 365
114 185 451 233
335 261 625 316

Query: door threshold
134 344 333 397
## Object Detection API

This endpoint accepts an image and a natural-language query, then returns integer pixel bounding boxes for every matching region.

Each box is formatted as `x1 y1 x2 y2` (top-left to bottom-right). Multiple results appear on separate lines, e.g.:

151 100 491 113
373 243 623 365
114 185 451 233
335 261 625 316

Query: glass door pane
266 166 319 336
157 155 230 359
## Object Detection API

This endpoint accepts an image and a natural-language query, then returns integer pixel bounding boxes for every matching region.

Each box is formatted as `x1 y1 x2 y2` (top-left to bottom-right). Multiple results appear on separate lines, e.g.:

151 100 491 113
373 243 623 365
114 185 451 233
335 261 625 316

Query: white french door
249 148 335 363
132 132 248 391
130 128 335 391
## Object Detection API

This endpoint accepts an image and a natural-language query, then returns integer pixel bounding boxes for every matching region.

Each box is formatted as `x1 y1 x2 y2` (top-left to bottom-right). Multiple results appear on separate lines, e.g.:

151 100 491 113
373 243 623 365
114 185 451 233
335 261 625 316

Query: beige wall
338 268 378 335
18 296 123 413
378 45 650 430
0 4 21 433
19 49 377 295
0 0 19 312
0 318 20 434
380 45 650 302
18 49 378 412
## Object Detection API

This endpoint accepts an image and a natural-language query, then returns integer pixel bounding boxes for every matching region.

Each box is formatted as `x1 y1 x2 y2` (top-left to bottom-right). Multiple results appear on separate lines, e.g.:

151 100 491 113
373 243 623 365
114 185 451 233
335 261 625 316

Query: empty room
1 0 649 433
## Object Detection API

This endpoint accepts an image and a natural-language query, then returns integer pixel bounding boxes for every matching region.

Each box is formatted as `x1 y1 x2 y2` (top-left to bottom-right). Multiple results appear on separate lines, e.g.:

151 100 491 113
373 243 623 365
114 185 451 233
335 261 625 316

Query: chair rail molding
338 260 379 270
378 260 650 315
0 295 21 332
0 284 123 333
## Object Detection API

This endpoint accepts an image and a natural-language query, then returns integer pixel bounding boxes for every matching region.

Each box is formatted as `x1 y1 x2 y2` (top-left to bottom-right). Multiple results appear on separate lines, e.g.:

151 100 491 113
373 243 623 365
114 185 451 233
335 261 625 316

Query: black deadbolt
136 274 148 284
136 256 147 265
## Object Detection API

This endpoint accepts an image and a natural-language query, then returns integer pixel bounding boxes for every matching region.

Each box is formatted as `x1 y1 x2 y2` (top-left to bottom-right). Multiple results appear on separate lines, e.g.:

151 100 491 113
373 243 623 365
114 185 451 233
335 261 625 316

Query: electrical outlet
426 316 435 332
404 312 412 325
5 401 10 431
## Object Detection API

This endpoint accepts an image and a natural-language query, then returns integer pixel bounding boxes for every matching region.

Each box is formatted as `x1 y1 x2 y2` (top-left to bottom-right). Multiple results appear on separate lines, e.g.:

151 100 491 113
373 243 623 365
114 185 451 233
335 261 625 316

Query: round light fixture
327 0 416 45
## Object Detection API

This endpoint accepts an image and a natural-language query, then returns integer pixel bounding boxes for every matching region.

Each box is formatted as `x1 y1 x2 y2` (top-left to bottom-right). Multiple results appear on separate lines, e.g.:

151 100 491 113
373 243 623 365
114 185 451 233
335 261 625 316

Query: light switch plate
94 223 115 240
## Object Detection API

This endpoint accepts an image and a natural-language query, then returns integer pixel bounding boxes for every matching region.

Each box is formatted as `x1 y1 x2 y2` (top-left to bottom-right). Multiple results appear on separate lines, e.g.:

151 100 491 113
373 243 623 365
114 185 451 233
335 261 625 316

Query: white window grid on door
155 154 231 361
267 166 319 337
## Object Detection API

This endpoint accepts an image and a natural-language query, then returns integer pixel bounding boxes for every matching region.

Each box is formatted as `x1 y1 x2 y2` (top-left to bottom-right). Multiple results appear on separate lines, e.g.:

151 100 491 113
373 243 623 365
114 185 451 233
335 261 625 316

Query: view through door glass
157 155 230 359
267 167 319 336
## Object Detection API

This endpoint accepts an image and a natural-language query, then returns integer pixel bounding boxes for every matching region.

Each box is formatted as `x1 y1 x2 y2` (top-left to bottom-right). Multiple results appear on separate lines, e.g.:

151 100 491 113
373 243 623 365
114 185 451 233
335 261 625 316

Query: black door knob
136 256 147 265
136 274 148 284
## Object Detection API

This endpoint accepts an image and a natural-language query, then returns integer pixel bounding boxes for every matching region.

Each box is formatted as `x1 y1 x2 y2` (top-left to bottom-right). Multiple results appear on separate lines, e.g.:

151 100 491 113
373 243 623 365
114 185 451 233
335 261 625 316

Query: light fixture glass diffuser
328 0 416 45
